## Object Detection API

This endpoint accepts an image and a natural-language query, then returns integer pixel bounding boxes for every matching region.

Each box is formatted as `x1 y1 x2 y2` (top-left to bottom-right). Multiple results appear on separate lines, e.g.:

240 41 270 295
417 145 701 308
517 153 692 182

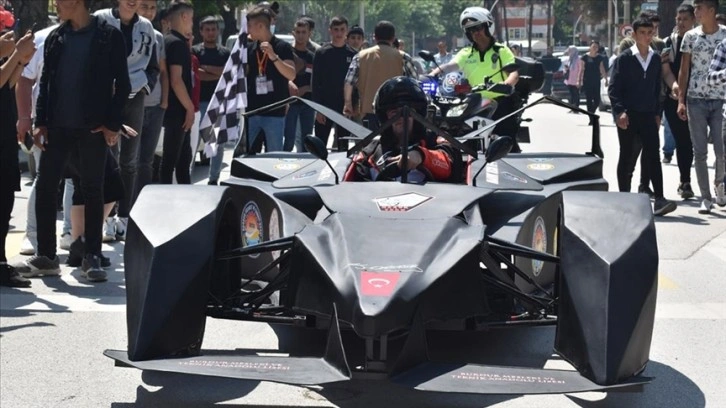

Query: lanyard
256 49 269 76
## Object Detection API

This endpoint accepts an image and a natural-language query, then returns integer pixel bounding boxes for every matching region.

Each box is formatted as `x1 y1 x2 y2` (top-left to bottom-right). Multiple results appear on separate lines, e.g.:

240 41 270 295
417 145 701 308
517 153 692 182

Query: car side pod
122 185 241 361
556 191 658 385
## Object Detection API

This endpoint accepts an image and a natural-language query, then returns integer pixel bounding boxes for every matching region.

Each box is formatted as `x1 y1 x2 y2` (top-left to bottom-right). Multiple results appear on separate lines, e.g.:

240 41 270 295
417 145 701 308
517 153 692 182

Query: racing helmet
460 7 495 41
373 76 428 125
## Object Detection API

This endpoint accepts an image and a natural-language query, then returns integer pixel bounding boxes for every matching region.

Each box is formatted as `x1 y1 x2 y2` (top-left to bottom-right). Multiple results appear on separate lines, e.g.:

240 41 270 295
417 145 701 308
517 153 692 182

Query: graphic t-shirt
681 25 726 99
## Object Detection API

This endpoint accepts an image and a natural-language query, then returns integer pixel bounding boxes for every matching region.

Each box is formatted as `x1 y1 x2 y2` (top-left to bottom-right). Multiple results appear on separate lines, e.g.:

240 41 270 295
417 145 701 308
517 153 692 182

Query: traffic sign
620 24 633 37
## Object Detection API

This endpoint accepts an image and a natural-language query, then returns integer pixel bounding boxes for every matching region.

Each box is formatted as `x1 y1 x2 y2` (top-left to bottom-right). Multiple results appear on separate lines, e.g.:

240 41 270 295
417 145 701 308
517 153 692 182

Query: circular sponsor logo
241 201 264 258
274 163 301 171
368 278 392 288
269 208 281 260
532 216 547 277
527 163 555 171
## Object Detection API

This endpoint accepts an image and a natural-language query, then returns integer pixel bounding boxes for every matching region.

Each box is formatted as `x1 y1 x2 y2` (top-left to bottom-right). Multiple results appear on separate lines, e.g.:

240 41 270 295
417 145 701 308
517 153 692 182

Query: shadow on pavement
567 361 705 408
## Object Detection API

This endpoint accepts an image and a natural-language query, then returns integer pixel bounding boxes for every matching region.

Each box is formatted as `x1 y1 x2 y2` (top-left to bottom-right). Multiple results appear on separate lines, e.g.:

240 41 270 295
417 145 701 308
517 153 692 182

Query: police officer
429 6 521 152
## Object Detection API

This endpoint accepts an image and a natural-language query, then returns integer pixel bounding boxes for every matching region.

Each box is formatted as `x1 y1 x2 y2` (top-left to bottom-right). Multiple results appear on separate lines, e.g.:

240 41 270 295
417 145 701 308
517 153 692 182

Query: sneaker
59 232 73 250
0 264 32 288
103 217 116 242
662 154 672 164
66 237 112 268
19 235 36 256
638 184 655 199
678 183 695 200
18 255 61 278
82 254 107 282
715 183 726 207
653 198 677 216
115 217 128 241
698 199 713 214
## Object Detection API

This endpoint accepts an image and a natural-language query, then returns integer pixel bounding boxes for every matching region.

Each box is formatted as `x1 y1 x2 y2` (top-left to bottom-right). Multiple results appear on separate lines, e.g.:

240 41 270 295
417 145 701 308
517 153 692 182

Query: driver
428 6 522 152
343 77 462 183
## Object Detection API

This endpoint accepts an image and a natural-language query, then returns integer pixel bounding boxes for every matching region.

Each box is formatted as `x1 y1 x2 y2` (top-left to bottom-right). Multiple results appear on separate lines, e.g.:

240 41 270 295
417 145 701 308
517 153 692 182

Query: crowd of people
607 0 726 216
2 0 726 288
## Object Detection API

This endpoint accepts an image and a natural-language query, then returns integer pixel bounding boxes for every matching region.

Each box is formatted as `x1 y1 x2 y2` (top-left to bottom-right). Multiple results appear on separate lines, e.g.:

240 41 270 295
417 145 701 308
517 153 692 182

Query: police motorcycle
418 50 517 150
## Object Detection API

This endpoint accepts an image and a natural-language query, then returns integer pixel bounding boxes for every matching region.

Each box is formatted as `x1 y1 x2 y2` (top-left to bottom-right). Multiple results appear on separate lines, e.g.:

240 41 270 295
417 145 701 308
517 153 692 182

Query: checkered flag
200 16 248 158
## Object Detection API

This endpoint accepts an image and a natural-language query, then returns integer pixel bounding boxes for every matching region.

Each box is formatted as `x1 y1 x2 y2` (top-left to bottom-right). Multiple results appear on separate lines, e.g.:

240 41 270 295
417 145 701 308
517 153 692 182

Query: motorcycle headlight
446 104 467 118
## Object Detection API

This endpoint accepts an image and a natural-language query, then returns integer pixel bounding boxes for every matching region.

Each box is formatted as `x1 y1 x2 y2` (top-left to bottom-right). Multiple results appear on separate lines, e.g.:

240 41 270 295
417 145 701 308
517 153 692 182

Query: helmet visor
465 22 487 34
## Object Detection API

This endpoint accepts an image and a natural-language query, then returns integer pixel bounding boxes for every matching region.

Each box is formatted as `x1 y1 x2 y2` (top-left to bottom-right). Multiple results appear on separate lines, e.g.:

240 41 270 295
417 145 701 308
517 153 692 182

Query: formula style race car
105 95 657 396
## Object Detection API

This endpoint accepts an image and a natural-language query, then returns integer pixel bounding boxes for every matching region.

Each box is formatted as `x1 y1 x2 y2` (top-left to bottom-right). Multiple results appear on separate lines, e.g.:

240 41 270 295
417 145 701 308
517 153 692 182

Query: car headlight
446 104 467 118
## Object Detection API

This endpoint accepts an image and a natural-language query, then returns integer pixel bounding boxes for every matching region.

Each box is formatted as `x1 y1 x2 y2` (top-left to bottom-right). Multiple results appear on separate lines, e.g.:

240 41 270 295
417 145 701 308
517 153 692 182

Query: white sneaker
115 217 128 241
715 183 726 207
698 199 713 214
19 235 36 256
59 233 73 250
103 217 116 242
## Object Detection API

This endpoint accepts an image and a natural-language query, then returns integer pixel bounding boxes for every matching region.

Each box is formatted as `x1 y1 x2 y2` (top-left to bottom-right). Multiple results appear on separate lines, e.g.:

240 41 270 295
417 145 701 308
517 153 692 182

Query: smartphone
30 22 40 34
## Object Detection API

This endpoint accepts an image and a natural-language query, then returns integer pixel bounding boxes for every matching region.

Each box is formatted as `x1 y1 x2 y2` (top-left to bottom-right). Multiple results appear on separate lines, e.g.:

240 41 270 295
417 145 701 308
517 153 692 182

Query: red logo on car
360 271 401 296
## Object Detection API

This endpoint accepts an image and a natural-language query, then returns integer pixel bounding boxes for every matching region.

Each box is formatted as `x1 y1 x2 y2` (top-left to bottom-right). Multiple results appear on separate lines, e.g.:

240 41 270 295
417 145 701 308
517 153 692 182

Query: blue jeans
284 102 314 152
687 98 725 200
136 105 165 198
662 113 675 156
248 115 285 152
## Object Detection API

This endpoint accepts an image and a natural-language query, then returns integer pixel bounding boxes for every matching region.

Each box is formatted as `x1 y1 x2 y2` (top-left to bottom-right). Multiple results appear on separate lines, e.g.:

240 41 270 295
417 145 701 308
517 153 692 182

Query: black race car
106 96 657 395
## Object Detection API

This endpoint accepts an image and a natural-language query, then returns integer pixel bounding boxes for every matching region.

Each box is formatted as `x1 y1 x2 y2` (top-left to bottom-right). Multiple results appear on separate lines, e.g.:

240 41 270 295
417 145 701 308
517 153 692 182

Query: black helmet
373 76 428 125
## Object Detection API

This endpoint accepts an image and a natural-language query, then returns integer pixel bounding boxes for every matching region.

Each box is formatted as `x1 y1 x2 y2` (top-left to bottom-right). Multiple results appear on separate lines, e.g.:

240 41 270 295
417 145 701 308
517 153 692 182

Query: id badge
256 76 268 94
266 79 274 93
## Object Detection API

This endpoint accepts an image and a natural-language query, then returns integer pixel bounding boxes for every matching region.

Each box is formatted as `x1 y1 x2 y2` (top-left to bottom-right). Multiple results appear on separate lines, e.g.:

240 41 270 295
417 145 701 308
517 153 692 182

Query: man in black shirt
662 4 696 199
162 1 194 184
609 18 677 216
312 16 356 151
193 16 230 184
26 0 131 281
241 5 295 153
283 18 315 152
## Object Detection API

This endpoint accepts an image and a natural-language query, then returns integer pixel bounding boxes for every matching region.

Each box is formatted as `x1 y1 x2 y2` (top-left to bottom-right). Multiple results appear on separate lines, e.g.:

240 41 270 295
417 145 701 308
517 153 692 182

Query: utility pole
608 0 612 55
359 1 364 32
546 0 552 49
624 0 631 25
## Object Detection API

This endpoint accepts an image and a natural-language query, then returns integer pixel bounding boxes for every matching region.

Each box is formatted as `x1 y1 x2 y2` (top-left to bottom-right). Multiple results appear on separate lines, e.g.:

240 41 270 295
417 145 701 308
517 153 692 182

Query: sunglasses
465 24 487 34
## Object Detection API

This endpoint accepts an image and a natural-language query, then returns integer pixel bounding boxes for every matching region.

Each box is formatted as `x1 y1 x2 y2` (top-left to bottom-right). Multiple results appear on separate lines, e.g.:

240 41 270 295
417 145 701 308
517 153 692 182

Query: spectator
240 5 295 153
299 15 318 52
14 23 74 256
161 1 194 184
609 18 676 216
564 45 582 112
22 0 130 281
1 29 34 288
96 0 159 241
193 15 230 185
706 30 726 207
344 21 405 131
677 0 726 214
434 41 452 66
618 10 666 196
661 4 695 199
578 41 608 124
136 0 169 195
510 43 522 57
716 13 726 25
312 16 355 150
347 25 364 51
283 18 315 153
187 34 201 174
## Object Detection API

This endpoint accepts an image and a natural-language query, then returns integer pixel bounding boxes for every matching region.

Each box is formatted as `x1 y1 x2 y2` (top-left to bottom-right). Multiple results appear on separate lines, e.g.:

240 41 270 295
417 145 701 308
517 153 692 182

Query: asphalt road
2 97 725 407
